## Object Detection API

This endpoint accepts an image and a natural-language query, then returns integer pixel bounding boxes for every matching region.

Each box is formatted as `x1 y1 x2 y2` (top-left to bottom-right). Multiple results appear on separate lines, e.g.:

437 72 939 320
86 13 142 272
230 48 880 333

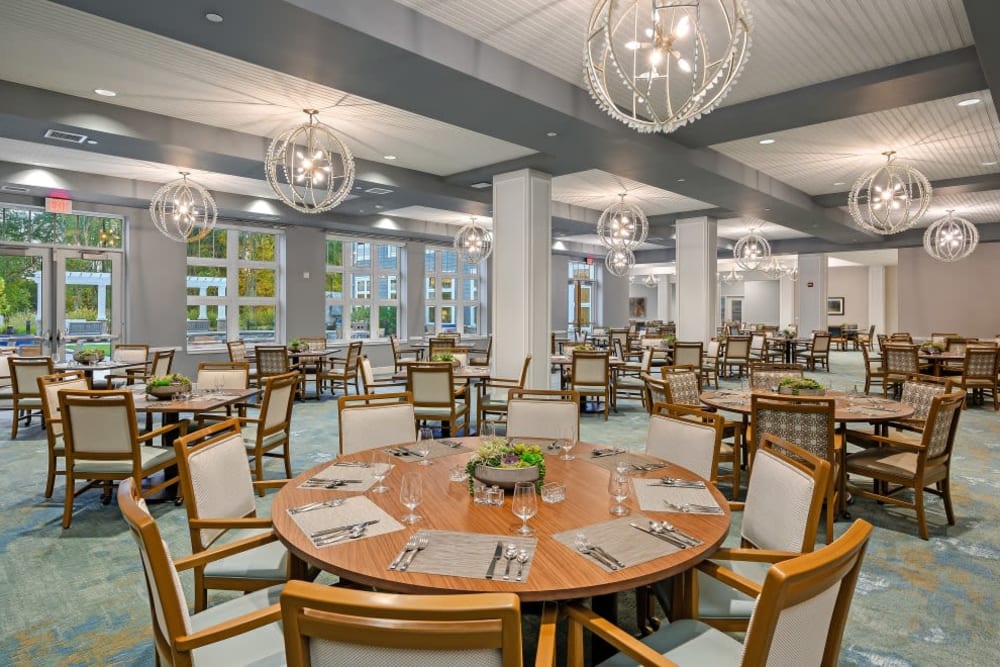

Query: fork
663 500 724 514
389 537 418 570
287 498 345 514
398 537 429 571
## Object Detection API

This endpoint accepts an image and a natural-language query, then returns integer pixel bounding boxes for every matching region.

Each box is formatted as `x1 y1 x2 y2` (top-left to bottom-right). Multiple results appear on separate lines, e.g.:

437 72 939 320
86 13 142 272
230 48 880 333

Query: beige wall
898 244 1000 337
827 266 869 327
885 265 898 335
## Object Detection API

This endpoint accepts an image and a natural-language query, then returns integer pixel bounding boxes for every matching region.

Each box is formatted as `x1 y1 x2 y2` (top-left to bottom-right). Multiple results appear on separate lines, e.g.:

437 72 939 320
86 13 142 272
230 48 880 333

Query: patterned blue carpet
1 351 998 665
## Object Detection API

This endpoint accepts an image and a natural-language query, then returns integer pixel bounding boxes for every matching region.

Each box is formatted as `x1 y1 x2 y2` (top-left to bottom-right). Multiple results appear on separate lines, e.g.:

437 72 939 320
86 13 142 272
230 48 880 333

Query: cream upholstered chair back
280 581 525 667
358 356 378 392
197 362 250 390
227 339 248 362
571 350 608 386
741 435 830 552
261 372 298 431
149 349 175 377
645 404 722 481
506 390 580 441
408 363 455 406
10 356 54 397
338 393 416 455
738 520 873 667
725 336 751 360
343 341 363 372
661 368 700 406
931 332 959 346
705 339 721 359
749 334 766 357
38 371 90 438
0 349 15 385
60 389 138 458
113 344 149 364
749 364 804 390
672 342 702 368
811 334 831 354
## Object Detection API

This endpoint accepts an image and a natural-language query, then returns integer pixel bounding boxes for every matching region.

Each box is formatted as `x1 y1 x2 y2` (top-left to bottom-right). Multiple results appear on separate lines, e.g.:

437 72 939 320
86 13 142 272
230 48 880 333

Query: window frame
424 246 485 335
325 236 402 343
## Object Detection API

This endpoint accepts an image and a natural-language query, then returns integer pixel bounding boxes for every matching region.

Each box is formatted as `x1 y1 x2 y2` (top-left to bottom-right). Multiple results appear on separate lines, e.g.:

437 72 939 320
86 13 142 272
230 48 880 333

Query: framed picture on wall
629 297 646 319
827 297 845 316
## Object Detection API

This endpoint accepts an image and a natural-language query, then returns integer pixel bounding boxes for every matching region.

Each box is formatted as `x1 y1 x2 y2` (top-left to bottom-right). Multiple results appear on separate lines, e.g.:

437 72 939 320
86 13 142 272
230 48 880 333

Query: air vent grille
469 181 492 189
1 185 30 193
364 187 393 195
44 128 88 144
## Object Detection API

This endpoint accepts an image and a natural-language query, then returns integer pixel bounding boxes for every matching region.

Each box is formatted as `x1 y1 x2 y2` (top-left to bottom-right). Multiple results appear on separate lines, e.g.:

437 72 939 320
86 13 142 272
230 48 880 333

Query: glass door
0 246 47 352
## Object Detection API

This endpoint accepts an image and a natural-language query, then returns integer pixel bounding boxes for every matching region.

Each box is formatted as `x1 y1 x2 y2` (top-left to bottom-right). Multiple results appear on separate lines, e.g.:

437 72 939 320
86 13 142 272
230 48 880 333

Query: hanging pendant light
848 151 932 234
785 264 799 282
923 210 978 262
719 267 743 284
605 247 635 277
584 0 753 134
597 193 648 250
454 217 494 264
733 227 770 271
265 109 355 214
149 171 217 243
643 273 658 287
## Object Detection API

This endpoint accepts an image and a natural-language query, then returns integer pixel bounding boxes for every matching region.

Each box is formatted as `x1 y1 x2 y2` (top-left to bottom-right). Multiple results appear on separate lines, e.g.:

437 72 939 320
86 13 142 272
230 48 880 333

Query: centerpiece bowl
146 373 192 400
466 439 545 492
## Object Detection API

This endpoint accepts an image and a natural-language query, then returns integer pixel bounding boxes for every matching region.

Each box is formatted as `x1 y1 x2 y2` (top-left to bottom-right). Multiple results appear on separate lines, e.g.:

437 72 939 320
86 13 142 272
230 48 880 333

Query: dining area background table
270 438 730 603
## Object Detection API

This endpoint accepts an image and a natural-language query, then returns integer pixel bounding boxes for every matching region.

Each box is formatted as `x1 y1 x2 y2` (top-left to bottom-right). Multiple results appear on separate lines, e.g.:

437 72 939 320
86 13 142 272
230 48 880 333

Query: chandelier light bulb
454 217 494 264
923 210 978 262
598 193 648 251
605 247 635 277
149 171 217 243
733 226 771 271
848 151 932 234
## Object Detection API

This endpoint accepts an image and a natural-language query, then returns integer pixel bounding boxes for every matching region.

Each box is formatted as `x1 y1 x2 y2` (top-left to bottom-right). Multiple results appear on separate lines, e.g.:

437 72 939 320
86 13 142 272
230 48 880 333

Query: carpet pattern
1 351 998 665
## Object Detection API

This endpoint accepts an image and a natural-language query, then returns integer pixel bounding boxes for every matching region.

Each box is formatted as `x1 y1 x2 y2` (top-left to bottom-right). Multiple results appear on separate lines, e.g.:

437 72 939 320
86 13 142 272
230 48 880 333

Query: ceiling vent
44 128 88 144
469 181 492 189
364 187 394 195
1 185 30 193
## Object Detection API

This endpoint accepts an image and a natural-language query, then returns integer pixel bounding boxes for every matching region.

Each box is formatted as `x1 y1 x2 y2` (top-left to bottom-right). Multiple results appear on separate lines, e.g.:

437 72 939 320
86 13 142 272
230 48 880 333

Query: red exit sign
45 197 73 214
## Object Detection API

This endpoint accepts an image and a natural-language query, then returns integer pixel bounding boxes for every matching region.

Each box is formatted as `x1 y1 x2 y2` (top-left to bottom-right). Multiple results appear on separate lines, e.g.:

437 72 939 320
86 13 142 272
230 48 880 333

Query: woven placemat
635 482 721 514
398 530 537 582
552 516 680 572
288 496 404 548
296 462 379 491
585 449 666 473
385 439 470 462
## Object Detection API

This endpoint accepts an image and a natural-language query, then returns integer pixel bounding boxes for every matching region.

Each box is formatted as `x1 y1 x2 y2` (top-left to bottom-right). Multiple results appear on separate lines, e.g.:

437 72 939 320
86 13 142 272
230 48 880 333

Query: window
186 226 281 351
0 206 123 248
424 248 484 334
326 237 400 341
568 260 596 336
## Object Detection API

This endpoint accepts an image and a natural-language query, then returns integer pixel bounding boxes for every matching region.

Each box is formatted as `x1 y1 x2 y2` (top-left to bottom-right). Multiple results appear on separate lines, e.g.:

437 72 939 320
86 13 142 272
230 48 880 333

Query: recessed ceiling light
833 181 845 186
957 98 981 107
546 131 558 137
469 181 492 190
383 154 397 160
205 12 224 23
758 138 776 145
93 89 116 97
676 178 686 182
981 160 997 166
86 140 98 145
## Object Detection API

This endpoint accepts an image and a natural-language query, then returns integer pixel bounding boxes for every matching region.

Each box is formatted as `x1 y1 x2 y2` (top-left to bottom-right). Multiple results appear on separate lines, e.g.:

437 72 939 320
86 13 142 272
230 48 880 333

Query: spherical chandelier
584 0 752 134
719 266 743 284
265 109 355 214
149 172 217 243
733 227 770 271
848 151 932 235
923 210 978 262
597 193 648 250
605 247 635 277
643 273 659 287
454 217 494 264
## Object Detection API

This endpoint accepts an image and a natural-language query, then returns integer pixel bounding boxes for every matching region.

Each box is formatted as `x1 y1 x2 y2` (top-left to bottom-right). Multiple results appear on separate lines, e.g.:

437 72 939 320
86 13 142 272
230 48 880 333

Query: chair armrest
695 560 763 598
137 420 187 443
174 603 282 652
564 604 678 667
188 517 273 530
173 530 277 571
706 547 799 563
534 603 558 667
857 433 925 452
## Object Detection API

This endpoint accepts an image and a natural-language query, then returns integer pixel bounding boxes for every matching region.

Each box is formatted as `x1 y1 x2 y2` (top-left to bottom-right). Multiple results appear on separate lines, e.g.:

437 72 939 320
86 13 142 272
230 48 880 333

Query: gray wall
602 271 629 327
284 226 327 339
551 255 569 331
742 280 780 326
827 266 869 328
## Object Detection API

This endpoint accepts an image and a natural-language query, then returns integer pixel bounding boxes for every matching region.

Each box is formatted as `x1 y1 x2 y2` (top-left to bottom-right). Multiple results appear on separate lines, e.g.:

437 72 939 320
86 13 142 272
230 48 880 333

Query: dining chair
173 418 295 611
468 334 493 366
569 349 611 419
748 362 804 390
671 341 703 384
846 390 965 540
280 580 556 667
748 333 768 361
9 355 54 438
700 339 721 389
476 354 532 427
642 373 669 415
506 388 580 441
645 402 723 482
795 332 831 371
117 479 285 667
297 336 329 397
337 392 416 454
37 370 90 498
750 394 839 544
0 348 15 406
930 331 959 346
883 344 921 396
613 347 652 410
256 345 305 399
112 348 172 387
227 339 259 387
954 346 999 410
389 334 421 371
59 388 183 528
406 362 469 437
239 371 298 493
358 354 406 393
320 340 362 397
848 376 952 449
889 332 914 343
567 519 872 667
856 324 876 350
721 335 751 378
105 343 150 387
859 341 884 395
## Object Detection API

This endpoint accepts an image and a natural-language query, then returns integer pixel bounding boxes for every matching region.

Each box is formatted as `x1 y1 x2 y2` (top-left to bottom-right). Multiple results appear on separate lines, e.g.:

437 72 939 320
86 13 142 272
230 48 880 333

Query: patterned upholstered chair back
646 404 722 481
885 345 919 375
923 392 965 459
506 390 580 441
749 364 804 390
962 347 998 381
750 395 835 465
256 346 291 376
945 337 969 355
339 397 416 455
301 337 327 352
899 380 949 422
227 340 248 362
662 369 701 406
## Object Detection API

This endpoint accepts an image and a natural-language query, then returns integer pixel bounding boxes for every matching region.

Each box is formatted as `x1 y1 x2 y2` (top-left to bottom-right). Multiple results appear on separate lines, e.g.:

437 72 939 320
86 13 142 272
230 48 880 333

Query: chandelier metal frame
265 109 355 214
923 210 978 262
454 217 494 264
848 150 932 235
719 266 743 284
584 0 752 134
149 171 217 243
605 247 635 277
733 226 771 271
597 193 648 250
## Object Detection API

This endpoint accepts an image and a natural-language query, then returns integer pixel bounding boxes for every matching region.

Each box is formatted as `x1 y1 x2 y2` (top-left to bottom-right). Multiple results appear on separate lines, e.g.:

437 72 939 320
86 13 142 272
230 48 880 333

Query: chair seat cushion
697 560 770 618
572 384 608 393
615 377 645 389
16 397 42 407
414 400 466 419
190 584 285 666
243 429 288 451
597 619 742 667
73 446 175 475
847 447 942 479
480 394 509 410
204 528 289 580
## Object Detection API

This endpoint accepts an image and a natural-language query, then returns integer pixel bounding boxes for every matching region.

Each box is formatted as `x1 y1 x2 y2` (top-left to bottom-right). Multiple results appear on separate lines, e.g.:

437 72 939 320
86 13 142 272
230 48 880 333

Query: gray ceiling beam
811 172 1000 208
671 47 986 148
963 0 1000 113
49 0 868 244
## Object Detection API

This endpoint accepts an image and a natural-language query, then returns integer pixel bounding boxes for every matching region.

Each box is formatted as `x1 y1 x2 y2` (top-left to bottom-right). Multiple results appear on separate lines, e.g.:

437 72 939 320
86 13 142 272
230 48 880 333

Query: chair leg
254 454 265 497
940 478 956 525
11 406 19 439
45 449 57 498
825 491 835 544
62 472 75 529
283 444 293 479
915 486 928 540
194 570 208 612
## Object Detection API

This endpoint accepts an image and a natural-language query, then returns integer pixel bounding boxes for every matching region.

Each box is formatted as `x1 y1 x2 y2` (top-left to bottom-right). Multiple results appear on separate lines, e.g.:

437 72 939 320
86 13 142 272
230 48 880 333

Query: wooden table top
700 389 915 423
271 439 730 602
130 387 259 413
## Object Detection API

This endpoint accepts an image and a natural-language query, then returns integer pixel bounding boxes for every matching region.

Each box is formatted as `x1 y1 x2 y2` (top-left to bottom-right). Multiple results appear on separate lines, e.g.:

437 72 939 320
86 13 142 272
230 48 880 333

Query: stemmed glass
415 427 433 465
399 472 422 524
608 473 631 516
370 452 393 494
480 420 495 443
614 450 632 477
212 375 224 394
511 482 538 536
558 438 576 461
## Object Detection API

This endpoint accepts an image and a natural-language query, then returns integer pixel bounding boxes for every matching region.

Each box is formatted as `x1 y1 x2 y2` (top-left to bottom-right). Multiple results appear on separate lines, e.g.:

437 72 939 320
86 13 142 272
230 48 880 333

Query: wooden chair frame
570 350 611 420
476 354 532 427
9 355 54 438
321 340 363 397
36 370 91 498
406 362 469 436
389 334 422 371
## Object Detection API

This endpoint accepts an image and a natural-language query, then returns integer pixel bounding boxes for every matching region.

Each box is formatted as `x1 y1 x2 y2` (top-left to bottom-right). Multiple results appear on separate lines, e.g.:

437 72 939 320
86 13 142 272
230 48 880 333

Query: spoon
314 522 369 546
515 549 530 581
649 520 701 546
502 543 518 580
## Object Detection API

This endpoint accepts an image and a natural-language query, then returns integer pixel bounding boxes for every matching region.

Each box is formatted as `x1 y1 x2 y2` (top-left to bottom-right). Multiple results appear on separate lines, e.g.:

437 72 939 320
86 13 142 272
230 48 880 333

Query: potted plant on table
430 352 460 367
921 342 944 355
777 377 824 396
288 338 307 353
72 347 105 364
466 438 545 494
146 373 192 400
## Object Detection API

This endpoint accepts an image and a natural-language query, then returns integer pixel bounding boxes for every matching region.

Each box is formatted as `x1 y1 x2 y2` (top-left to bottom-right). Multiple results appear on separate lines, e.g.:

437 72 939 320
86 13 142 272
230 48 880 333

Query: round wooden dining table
271 439 730 603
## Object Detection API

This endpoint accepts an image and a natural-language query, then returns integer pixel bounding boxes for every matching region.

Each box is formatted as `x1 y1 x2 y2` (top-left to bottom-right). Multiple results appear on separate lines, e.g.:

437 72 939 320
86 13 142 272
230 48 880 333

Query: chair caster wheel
174 497 184 506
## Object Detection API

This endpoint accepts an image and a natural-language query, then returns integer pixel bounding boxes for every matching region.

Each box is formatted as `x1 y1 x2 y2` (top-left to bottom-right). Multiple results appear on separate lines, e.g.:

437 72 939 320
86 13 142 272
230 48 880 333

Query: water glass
479 420 495 443
212 375 224 394
511 482 537 536
608 473 631 516
558 439 576 461
370 453 393 494
399 472 422 524
449 464 468 483
415 428 433 465
614 450 632 476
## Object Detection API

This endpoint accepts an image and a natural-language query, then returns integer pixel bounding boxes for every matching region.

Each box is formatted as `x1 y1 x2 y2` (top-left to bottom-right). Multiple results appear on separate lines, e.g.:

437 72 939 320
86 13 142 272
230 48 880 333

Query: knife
485 541 504 579
310 519 379 539
629 522 688 549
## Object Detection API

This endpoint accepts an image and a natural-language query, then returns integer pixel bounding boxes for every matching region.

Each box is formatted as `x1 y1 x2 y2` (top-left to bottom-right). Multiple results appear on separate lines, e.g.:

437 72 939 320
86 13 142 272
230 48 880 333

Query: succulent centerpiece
430 352 460 367
146 372 192 400
777 377 824 396
921 342 944 354
288 338 308 353
72 347 105 364
466 438 545 493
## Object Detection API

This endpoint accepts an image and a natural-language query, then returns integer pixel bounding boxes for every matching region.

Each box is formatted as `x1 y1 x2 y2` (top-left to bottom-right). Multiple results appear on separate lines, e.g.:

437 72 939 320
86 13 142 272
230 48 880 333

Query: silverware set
574 534 626 570
629 521 702 549
437 439 463 448
386 447 425 457
309 519 379 546
663 500 724 514
591 448 627 458
631 462 666 472
648 477 706 488
301 478 363 488
287 498 345 515
332 461 370 467
394 536 429 571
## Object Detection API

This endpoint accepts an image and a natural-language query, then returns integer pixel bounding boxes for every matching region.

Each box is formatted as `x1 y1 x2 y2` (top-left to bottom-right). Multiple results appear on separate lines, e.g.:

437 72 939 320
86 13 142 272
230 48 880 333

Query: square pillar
867 265 886 338
675 217 718 343
796 253 828 334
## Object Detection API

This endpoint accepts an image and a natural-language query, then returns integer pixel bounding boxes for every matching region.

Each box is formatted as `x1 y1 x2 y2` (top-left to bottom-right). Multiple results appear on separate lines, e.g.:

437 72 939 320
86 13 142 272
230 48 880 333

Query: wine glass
370 452 393 493
511 482 538 536
614 450 632 476
480 420 495 443
212 375 224 394
608 473 631 516
558 438 575 461
415 427 433 465
399 472 422 524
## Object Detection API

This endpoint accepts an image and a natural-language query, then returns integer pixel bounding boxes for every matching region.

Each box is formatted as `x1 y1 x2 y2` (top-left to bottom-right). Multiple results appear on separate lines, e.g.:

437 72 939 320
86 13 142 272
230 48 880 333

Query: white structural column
675 217 718 343
867 265 886 338
657 278 671 324
492 169 552 389
796 253 828 334
778 273 795 328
